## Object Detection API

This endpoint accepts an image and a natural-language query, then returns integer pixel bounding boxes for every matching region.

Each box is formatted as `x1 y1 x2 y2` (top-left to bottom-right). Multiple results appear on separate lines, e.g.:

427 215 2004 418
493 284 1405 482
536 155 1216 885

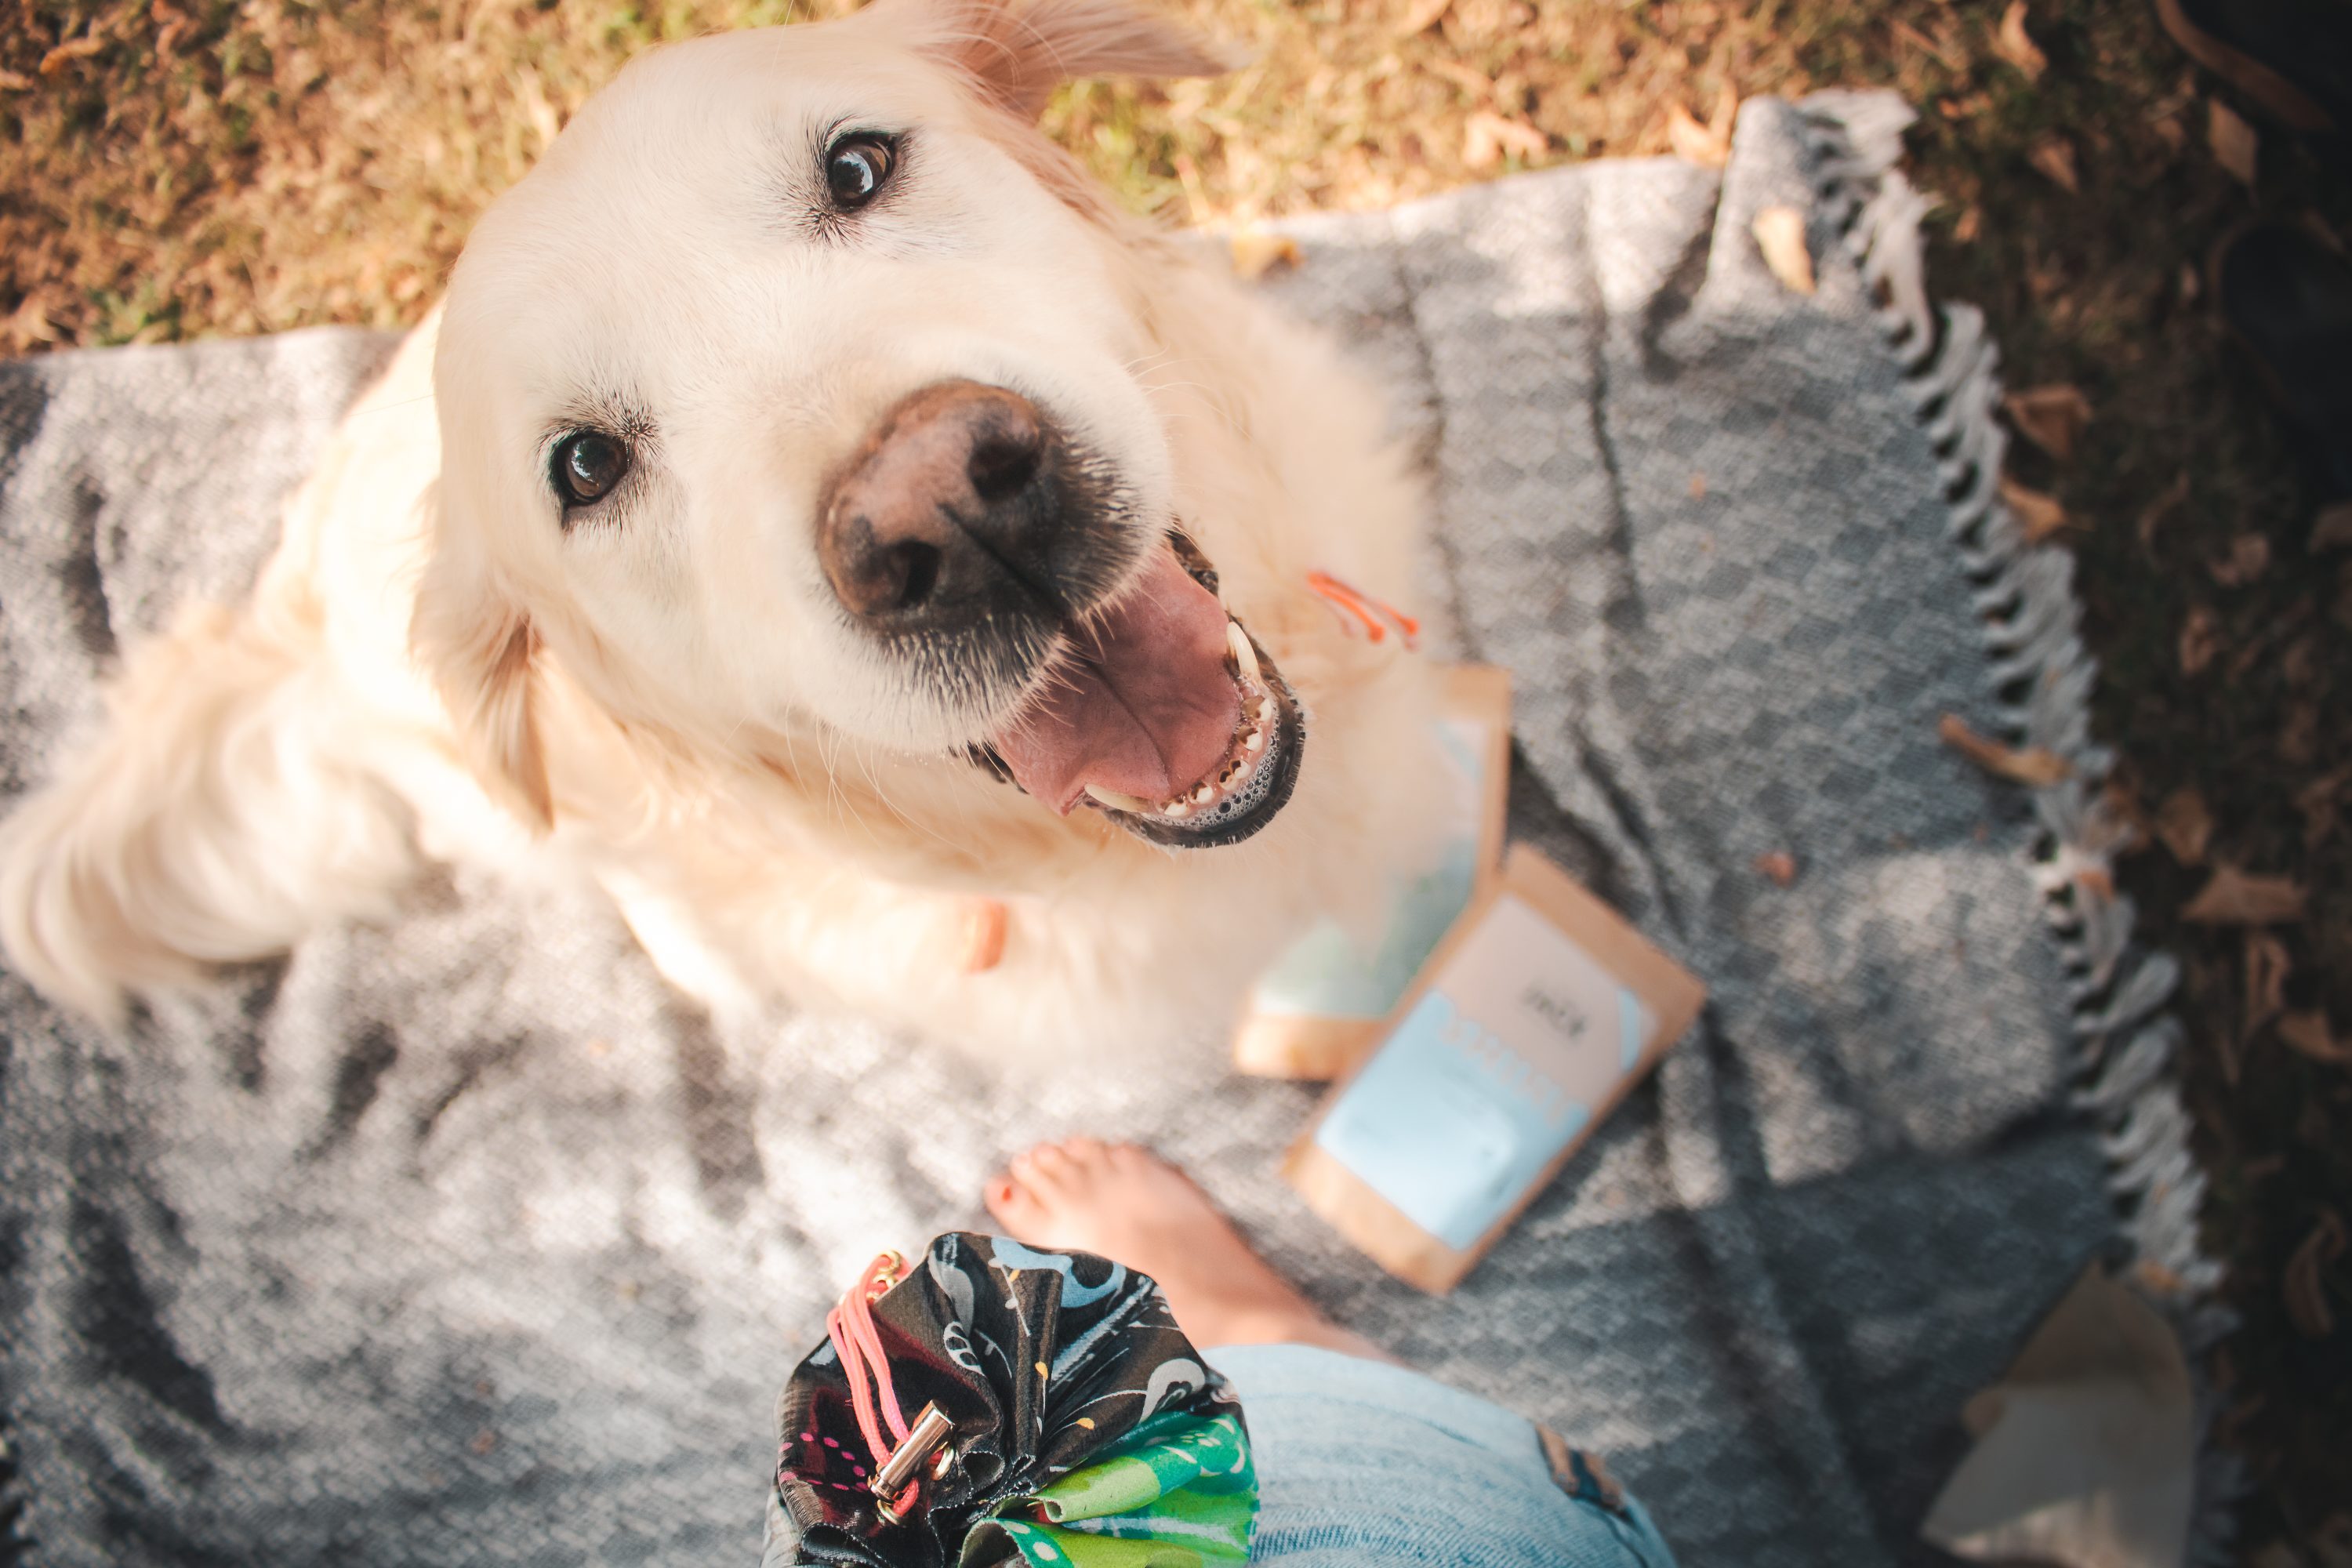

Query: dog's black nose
818 380 1062 630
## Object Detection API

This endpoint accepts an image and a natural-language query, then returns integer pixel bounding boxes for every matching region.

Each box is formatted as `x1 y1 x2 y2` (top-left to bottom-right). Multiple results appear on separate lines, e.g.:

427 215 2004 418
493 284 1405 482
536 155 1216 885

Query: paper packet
1283 844 1706 1293
1232 665 1512 1080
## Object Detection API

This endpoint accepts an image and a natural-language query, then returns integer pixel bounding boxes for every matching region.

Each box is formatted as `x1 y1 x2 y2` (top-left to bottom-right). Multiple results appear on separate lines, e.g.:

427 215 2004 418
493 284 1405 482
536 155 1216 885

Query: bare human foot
984 1137 1388 1360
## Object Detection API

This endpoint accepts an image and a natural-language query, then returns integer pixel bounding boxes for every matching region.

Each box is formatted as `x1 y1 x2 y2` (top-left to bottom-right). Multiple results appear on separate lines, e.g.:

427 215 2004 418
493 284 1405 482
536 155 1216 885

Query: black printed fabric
776 1234 1239 1567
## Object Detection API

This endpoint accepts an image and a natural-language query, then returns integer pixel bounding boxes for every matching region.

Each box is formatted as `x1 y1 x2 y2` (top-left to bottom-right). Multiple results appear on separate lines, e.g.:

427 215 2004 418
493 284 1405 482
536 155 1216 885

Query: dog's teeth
1163 800 1192 819
1084 785 1154 814
1249 695 1273 724
1191 783 1215 805
1225 621 1261 683
1242 728 1265 753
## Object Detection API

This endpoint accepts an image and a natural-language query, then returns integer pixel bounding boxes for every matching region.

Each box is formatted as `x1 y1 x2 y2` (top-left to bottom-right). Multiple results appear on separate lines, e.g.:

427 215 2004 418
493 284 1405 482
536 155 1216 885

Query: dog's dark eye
826 133 896 210
553 431 629 507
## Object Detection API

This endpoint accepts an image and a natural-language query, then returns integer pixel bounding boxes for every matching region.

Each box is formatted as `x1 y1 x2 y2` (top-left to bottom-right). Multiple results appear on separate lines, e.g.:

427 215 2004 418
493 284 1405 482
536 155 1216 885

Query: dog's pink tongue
993 549 1241 815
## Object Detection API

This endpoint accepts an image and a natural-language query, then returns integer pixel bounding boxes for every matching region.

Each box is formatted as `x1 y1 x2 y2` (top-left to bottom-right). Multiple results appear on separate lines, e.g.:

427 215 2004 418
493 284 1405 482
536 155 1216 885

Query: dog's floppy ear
410 495 554 832
878 0 1237 120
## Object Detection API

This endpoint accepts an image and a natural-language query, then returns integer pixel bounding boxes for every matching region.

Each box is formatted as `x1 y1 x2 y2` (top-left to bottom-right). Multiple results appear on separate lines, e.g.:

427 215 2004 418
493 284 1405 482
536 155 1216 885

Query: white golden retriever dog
0 0 1446 1054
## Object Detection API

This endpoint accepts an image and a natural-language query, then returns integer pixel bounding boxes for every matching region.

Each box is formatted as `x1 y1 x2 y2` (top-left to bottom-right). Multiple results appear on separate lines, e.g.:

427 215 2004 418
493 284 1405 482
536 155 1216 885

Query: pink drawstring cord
827 1251 920 1519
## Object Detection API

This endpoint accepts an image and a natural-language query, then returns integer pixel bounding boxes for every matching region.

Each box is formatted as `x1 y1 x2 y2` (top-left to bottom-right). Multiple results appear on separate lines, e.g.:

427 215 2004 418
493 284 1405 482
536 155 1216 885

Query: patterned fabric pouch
775 1232 1258 1568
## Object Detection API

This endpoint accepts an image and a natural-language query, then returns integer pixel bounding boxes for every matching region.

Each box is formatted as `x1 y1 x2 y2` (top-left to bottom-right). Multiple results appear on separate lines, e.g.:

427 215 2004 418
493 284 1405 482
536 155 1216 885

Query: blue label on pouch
1248 714 1489 1022
1312 895 1654 1251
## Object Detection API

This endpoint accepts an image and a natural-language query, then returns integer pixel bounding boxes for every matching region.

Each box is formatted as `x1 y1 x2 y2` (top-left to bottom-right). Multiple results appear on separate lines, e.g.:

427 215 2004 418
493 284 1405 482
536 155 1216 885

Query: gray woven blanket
0 93 2220 1567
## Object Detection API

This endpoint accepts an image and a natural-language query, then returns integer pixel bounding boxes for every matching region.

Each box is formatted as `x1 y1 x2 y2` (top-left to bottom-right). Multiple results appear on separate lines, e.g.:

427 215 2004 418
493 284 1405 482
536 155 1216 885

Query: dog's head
417 0 1308 854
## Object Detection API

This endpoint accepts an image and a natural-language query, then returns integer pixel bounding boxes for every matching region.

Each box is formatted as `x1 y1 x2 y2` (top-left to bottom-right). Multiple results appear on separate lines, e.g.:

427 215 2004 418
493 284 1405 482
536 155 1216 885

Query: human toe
985 1169 1051 1236
1010 1142 1083 1201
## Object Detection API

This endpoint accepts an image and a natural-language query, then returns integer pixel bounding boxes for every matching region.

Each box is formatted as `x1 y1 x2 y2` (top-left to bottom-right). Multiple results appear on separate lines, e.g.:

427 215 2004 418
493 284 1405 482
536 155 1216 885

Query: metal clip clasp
864 1250 910 1301
869 1402 954 1524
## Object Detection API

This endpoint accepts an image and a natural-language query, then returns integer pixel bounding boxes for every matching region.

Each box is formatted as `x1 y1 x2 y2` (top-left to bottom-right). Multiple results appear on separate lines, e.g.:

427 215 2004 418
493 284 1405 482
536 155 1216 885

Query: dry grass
5 1 2350 1557
3 0 1992 349
5 1 827 347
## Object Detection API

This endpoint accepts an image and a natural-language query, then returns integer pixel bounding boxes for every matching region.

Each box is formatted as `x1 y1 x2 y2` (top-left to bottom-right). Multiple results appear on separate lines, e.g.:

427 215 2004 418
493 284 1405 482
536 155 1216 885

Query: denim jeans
1207 1345 1679 1567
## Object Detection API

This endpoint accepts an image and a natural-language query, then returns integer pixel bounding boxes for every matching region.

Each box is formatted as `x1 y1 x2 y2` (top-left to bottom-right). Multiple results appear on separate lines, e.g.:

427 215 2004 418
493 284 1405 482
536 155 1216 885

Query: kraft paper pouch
1232 664 1511 1080
1284 845 1706 1293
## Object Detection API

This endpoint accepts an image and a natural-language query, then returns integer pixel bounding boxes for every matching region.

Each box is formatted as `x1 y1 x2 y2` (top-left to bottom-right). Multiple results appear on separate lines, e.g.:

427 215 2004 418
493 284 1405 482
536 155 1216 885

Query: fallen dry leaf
2074 864 2116 900
2209 99 2259 186
0 67 35 91
2210 532 2271 586
2103 779 2154 857
2179 604 2222 676
1751 205 1815 295
1688 472 1707 499
1937 713 2074 787
1953 204 1982 243
1463 111 1548 170
2281 698 2319 766
2138 471 2190 552
2180 865 2307 926
38 28 107 75
1668 101 1731 168
2285 633 2320 688
2311 502 2352 553
2134 1256 2190 1298
1999 476 2068 543
2154 786 2212 866
1754 850 1798 887
1397 0 1454 34
1229 229 1302 280
2215 1023 2245 1098
2154 113 2188 156
3 290 58 351
2003 383 2092 462
2027 136 2079 194
2297 767 2349 848
1994 0 2048 80
2281 1011 2352 1066
2281 1210 2344 1339
1426 56 1495 101
2243 931 2291 1051
1893 19 1965 72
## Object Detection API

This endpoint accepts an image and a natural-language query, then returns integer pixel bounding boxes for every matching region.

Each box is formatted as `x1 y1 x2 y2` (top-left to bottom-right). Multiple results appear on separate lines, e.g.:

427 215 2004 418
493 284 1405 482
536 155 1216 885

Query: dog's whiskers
846 735 968 857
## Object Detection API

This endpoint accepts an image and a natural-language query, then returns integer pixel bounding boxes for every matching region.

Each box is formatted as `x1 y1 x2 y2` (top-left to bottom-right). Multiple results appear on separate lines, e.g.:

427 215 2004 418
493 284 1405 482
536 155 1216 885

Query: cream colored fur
0 0 1446 1056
